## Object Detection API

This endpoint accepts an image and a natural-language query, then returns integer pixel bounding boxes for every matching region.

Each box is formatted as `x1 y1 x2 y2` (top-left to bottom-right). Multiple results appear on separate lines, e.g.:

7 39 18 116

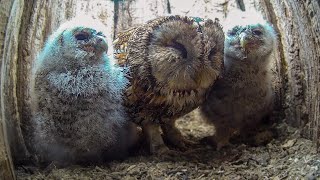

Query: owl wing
113 27 139 66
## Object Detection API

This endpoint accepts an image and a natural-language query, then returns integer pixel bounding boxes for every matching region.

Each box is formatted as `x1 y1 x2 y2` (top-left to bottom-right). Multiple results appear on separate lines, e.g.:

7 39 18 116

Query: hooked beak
95 37 108 53
239 32 248 49
238 32 249 60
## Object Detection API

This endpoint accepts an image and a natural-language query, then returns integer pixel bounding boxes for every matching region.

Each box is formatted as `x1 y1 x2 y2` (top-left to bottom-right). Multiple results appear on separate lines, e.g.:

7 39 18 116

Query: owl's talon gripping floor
161 123 197 151
152 145 180 157
201 135 233 151
142 122 170 155
142 121 196 154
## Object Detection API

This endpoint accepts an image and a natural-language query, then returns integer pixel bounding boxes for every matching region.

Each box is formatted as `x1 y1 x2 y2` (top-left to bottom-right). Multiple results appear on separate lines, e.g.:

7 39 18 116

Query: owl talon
216 141 232 151
43 160 71 174
152 144 179 156
201 135 232 151
161 123 196 151
142 122 171 155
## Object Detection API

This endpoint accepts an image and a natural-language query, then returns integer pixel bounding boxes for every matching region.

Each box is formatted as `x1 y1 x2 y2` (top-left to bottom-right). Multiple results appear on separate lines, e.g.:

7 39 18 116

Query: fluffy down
200 10 277 150
30 17 133 165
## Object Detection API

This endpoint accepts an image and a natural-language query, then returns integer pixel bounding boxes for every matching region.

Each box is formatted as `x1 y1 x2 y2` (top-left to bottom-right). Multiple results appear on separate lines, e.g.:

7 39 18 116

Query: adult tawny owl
114 15 224 154
30 17 133 164
200 10 277 150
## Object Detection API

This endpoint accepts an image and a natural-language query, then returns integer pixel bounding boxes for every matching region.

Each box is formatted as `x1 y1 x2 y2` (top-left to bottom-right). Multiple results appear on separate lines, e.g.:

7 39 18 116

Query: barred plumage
114 15 224 154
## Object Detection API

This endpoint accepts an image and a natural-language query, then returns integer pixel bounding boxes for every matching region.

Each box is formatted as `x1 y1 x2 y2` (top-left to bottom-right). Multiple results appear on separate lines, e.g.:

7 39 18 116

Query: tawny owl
30 17 134 165
114 15 224 154
200 10 277 150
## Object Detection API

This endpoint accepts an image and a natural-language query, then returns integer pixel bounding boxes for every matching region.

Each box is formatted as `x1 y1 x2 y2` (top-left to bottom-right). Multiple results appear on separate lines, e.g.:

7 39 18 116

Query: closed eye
208 48 216 60
228 30 237 36
168 41 188 59
75 32 89 41
252 29 263 36
96 31 106 37
228 26 240 36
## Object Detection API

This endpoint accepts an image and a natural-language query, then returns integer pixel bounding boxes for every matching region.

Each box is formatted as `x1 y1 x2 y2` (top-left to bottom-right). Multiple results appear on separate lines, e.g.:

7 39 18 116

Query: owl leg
142 121 171 155
208 123 234 150
161 119 196 151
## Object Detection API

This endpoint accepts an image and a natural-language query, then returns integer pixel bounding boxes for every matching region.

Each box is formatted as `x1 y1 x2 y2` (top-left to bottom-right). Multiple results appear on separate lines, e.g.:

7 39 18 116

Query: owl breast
114 15 224 124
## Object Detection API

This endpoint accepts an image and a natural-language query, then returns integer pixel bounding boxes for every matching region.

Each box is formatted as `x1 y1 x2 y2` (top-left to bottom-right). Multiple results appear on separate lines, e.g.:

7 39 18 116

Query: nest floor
17 110 320 180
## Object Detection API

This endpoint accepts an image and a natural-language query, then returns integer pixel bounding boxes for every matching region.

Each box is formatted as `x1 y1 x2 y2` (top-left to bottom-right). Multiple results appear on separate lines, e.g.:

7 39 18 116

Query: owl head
58 26 108 58
127 16 224 99
223 10 277 62
39 16 109 69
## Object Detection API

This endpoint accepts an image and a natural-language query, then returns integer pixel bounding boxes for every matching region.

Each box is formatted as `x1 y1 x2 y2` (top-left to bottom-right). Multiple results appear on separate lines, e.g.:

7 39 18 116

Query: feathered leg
161 119 196 151
142 121 170 155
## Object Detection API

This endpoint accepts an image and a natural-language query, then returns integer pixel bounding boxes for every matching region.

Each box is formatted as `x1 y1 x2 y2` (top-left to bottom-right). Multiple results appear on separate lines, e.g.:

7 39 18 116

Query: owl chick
30 17 133 165
200 10 277 150
114 15 224 154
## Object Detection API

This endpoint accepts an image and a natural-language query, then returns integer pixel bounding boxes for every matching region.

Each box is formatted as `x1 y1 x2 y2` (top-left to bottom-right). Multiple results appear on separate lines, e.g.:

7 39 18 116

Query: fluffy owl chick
114 15 224 154
200 10 277 150
30 17 132 164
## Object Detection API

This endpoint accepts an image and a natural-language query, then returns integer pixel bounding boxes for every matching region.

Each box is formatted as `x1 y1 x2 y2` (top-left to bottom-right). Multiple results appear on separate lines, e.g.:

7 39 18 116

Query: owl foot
161 123 196 151
201 135 232 151
42 160 71 174
151 143 180 157
142 122 173 155
126 122 144 152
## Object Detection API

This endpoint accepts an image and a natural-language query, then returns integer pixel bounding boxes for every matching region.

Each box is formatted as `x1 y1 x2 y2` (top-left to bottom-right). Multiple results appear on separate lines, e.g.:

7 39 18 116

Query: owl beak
95 37 108 53
239 32 248 49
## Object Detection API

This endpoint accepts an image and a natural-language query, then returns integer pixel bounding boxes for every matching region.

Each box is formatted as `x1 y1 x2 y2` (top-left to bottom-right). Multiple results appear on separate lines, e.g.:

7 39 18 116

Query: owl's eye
169 41 188 59
75 32 89 41
252 29 263 36
96 31 106 37
208 48 216 60
228 31 237 36
228 26 240 36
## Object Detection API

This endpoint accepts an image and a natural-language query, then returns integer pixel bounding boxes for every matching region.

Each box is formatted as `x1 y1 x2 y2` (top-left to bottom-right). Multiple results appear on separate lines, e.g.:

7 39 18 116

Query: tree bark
0 119 15 180
264 0 320 150
0 0 319 177
0 0 21 179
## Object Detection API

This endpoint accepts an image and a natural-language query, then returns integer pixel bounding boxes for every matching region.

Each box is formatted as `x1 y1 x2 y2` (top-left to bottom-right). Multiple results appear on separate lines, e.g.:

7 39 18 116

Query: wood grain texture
0 119 15 180
267 0 320 149
1 0 30 166
0 0 22 178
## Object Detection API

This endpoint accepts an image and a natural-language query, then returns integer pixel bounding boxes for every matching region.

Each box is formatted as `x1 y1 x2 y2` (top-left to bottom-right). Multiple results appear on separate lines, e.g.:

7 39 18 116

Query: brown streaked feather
113 27 139 66
113 15 224 125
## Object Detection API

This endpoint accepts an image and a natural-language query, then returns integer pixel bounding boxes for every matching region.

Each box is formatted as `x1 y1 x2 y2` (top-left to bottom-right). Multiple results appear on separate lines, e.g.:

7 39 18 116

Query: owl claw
161 123 197 151
216 141 232 151
150 144 180 157
200 135 232 151
142 122 172 155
